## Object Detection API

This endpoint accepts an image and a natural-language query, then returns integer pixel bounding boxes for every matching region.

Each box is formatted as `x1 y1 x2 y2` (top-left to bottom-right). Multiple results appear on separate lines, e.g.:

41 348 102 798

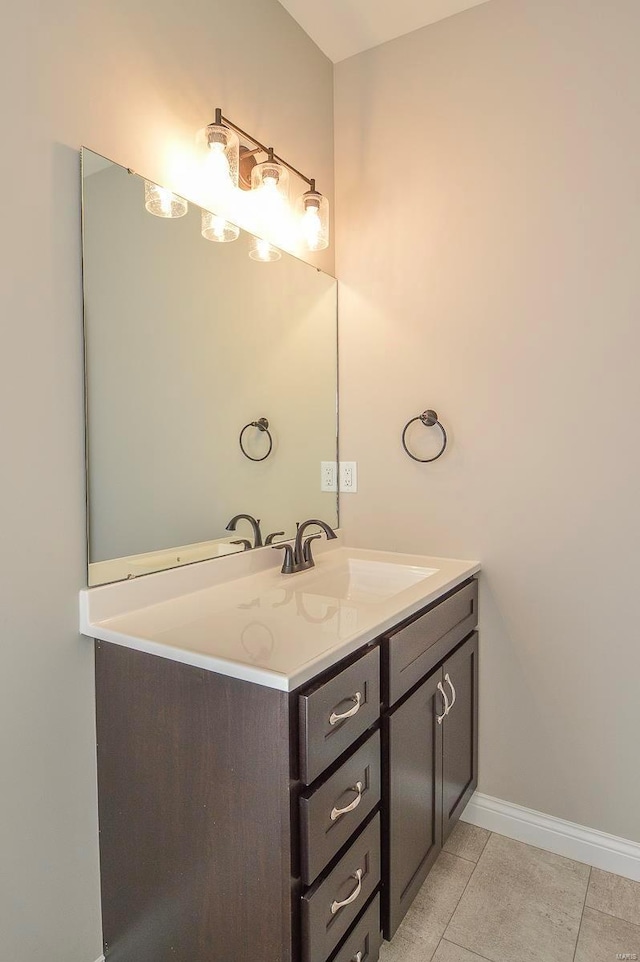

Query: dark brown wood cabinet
383 630 479 939
383 670 443 937
442 632 479 841
94 578 478 962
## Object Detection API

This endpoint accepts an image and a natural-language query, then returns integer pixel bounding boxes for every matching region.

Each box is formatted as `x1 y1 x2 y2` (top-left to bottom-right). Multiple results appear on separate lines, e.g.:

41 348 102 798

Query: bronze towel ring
239 417 273 461
401 409 448 463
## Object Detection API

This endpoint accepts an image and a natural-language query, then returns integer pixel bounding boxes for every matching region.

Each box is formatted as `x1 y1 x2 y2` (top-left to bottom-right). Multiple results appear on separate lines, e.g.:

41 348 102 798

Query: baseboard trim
461 792 640 882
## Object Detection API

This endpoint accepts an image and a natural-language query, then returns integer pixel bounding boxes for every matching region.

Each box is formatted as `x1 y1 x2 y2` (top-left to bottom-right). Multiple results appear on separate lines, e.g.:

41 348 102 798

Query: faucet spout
293 519 337 570
225 513 264 549
271 519 337 574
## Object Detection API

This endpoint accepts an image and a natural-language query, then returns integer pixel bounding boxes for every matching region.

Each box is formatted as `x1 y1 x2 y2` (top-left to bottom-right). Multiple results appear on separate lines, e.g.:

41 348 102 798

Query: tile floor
380 822 640 962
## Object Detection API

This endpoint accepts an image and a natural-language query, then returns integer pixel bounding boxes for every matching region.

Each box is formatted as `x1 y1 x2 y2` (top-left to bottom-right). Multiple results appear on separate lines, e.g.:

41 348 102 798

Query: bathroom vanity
84 545 479 962
79 147 479 962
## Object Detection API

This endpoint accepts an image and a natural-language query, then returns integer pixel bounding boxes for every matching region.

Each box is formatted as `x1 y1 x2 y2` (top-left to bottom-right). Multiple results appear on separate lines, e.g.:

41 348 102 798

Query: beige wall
335 0 640 843
0 2 333 960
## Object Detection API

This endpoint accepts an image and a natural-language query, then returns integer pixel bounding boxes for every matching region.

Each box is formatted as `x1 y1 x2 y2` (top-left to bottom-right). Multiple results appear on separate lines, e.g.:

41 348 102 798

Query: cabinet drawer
384 580 478 706
300 731 381 886
299 648 380 785
301 814 381 962
330 894 381 962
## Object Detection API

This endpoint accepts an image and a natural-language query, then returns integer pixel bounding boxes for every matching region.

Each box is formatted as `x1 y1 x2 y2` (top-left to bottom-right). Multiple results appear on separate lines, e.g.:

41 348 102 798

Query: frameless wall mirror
81 148 338 586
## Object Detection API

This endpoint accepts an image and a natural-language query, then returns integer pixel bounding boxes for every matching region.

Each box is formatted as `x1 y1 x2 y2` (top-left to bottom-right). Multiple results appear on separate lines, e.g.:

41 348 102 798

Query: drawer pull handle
331 868 363 915
329 692 362 726
437 682 450 724
445 673 456 711
330 781 363 821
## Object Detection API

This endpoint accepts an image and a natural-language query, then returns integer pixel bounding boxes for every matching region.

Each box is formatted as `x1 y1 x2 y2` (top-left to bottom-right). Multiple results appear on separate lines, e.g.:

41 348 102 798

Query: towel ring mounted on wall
401 409 448 463
239 417 273 461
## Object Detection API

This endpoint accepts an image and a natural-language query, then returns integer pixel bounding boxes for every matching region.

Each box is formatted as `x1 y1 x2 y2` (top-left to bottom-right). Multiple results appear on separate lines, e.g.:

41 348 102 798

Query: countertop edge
87 562 480 692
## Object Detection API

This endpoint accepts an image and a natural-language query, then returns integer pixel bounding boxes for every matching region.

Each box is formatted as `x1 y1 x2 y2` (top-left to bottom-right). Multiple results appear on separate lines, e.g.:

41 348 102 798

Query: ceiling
277 0 491 63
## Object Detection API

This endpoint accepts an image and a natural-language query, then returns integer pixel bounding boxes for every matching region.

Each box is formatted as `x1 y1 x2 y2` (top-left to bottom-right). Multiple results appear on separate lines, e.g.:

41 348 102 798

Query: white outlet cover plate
321 461 338 492
340 461 358 493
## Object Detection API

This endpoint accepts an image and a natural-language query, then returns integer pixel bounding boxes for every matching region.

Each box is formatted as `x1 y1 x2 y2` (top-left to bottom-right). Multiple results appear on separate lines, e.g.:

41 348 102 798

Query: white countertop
80 541 480 691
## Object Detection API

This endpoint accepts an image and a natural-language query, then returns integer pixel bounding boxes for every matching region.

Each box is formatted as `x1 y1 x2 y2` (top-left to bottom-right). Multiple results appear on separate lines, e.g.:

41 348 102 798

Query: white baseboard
462 792 640 882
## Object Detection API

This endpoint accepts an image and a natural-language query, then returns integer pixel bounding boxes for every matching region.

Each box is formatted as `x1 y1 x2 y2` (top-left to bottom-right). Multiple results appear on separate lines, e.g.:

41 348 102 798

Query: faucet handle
272 542 296 574
230 539 252 551
302 533 323 566
265 531 285 545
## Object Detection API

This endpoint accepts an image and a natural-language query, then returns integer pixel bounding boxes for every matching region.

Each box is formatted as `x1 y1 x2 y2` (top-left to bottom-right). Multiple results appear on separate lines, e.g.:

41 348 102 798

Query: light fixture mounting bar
213 108 315 189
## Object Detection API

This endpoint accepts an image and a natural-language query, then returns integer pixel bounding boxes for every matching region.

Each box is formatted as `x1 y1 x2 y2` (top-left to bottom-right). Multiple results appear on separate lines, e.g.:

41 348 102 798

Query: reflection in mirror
82 149 338 586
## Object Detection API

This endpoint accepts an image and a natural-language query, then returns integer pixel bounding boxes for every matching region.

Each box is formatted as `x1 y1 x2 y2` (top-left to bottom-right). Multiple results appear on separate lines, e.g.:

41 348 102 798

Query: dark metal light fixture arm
214 108 315 189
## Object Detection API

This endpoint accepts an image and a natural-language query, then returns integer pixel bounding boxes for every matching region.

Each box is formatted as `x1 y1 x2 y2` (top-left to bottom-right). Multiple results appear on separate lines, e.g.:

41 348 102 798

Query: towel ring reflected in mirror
401 409 448 463
239 417 273 461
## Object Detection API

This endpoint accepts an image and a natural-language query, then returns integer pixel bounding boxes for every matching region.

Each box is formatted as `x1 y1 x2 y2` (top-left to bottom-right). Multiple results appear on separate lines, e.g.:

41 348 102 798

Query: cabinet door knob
329 691 362 726
445 673 456 712
352 953 363 962
330 781 363 822
437 681 450 724
331 868 363 915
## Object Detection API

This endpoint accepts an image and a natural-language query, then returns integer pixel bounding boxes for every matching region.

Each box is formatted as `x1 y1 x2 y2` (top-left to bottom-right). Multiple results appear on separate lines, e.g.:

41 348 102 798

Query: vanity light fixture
144 181 188 218
198 107 330 252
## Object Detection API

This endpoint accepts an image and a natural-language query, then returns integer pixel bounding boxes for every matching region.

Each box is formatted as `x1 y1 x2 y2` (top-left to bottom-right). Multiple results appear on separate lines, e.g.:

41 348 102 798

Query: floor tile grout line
425 843 490 962
571 865 592 962
584 905 640 930
440 934 496 961
400 833 640 962
443 825 491 867
442 850 484 866
436 831 494 955
583 871 640 927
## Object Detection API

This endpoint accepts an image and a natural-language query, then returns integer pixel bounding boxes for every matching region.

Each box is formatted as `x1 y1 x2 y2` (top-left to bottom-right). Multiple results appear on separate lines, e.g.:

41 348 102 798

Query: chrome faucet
272 519 337 574
226 513 263 548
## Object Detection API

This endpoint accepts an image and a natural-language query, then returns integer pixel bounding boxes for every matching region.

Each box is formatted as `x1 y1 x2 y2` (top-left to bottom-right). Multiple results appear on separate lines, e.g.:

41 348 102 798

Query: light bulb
144 181 188 218
258 173 286 218
250 160 289 243
249 237 281 262
208 141 232 189
201 210 240 243
197 121 240 192
297 188 329 252
210 215 226 239
301 204 322 251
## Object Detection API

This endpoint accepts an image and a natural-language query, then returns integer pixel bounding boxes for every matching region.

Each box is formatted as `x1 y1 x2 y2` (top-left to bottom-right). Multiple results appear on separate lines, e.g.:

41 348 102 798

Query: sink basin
301 558 438 604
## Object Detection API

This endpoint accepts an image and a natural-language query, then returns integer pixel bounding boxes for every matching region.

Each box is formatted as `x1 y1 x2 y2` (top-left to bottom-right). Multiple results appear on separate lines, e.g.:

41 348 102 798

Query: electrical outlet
339 461 358 493
321 461 337 492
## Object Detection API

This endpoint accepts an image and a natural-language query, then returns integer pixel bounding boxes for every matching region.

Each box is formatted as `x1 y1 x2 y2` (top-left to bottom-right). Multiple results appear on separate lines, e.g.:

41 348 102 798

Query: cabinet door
383 670 443 939
441 632 479 841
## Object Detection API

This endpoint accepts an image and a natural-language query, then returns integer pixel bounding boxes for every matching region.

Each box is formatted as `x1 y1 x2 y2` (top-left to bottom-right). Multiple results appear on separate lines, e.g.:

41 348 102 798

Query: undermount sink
300 558 439 604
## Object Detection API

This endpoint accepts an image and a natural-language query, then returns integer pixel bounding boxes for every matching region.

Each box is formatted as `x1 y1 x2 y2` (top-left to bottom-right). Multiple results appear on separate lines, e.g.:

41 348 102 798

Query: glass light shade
198 123 239 190
249 237 282 262
251 159 289 203
144 181 188 218
297 190 329 252
201 210 240 243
